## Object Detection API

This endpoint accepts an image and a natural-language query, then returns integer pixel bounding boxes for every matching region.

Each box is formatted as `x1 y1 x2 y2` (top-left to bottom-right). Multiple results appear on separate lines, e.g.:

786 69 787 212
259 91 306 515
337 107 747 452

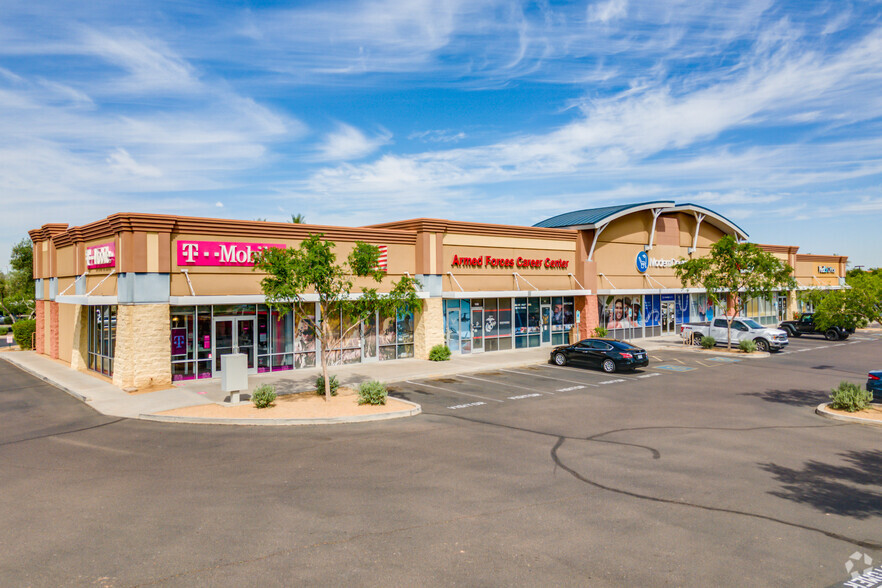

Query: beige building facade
29 202 846 388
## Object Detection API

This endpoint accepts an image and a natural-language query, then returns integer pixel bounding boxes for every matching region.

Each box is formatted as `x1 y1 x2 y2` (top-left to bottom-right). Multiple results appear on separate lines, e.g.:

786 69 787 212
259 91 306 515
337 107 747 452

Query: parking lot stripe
540 364 639 381
459 374 549 393
636 373 661 378
501 368 600 387
405 380 504 403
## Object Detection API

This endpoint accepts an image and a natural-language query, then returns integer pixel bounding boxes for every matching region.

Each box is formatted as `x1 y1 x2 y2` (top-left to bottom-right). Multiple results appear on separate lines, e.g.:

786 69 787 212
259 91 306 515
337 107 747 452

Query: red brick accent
49 301 59 359
35 302 45 354
577 295 599 340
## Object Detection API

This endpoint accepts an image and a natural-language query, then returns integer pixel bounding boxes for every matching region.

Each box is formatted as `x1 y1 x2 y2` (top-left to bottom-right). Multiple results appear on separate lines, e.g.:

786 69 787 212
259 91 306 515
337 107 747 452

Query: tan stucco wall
57 302 76 364
593 212 729 290
69 306 88 372
112 304 171 389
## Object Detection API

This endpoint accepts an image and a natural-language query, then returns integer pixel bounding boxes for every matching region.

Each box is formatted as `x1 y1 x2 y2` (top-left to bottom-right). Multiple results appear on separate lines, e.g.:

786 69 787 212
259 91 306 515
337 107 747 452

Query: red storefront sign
451 254 569 269
86 242 116 269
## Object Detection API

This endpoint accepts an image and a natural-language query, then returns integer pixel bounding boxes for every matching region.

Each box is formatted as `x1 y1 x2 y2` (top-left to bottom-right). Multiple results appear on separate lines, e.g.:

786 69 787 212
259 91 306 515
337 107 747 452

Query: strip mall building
29 201 847 389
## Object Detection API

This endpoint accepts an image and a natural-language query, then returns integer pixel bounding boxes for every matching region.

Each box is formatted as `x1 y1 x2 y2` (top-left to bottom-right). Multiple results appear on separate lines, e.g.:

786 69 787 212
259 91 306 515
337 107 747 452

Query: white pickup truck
679 317 789 352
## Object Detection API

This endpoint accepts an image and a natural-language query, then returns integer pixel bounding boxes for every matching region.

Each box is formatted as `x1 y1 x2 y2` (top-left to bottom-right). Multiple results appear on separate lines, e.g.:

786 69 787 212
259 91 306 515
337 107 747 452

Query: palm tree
290 214 305 224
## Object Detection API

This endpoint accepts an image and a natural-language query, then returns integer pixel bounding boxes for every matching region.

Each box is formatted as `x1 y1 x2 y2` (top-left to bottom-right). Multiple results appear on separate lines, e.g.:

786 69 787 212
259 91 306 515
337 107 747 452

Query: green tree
800 270 882 330
674 236 797 349
253 234 421 399
1 238 35 322
290 214 305 224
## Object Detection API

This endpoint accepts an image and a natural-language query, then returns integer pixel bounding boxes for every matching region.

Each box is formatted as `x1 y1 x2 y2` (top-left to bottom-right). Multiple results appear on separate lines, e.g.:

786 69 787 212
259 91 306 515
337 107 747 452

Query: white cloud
315 123 391 161
587 0 628 24
106 147 162 178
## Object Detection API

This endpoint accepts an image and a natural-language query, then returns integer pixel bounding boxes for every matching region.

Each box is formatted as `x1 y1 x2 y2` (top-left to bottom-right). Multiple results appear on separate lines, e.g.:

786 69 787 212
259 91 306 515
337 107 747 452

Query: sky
2 0 882 270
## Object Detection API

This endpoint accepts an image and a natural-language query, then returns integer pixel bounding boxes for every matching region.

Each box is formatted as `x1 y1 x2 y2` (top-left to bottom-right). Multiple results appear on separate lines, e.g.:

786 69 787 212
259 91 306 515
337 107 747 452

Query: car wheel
790 329 801 337
825 329 839 341
754 338 770 352
601 358 616 373
553 352 567 366
692 334 704 346
840 333 850 340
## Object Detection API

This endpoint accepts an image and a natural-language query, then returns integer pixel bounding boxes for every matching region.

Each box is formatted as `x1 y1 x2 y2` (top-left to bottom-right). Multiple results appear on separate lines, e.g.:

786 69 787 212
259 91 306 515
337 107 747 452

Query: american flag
376 245 388 272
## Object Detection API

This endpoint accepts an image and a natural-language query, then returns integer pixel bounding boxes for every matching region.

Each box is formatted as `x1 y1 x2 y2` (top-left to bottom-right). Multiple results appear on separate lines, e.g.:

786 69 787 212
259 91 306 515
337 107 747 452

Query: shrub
829 381 872 412
428 344 451 361
700 336 716 349
12 319 36 350
251 384 277 409
0 326 7 335
315 374 340 396
4 316 12 325
593 326 608 338
739 339 757 353
358 380 388 405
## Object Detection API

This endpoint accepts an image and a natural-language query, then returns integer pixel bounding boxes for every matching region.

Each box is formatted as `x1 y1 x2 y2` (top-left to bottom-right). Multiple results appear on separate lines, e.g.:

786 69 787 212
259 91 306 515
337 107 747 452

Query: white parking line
598 379 626 385
459 374 550 393
541 364 640 381
447 402 486 410
405 380 504 403
501 368 599 387
636 373 661 379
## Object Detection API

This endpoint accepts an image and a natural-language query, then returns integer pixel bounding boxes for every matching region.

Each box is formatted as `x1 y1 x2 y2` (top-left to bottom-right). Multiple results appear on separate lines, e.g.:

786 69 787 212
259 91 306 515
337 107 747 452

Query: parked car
778 312 854 341
868 371 881 401
550 338 649 373
680 317 789 352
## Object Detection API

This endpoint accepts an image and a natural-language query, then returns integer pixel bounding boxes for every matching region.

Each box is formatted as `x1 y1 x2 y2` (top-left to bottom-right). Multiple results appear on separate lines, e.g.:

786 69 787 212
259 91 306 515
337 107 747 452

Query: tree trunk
321 310 331 401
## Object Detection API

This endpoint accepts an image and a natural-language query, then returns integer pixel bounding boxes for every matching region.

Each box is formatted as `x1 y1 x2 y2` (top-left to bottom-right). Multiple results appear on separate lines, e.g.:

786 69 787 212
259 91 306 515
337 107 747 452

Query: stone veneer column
49 301 59 359
414 298 444 359
35 302 45 354
70 305 88 372
577 295 598 340
787 290 799 320
112 304 171 390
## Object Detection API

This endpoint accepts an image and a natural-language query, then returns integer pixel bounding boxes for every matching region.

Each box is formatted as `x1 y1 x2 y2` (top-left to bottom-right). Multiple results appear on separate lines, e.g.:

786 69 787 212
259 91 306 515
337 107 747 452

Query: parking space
390 332 881 413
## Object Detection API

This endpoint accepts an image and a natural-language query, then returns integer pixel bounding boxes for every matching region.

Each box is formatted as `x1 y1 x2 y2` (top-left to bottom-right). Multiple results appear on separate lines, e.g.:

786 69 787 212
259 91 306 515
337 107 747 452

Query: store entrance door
212 316 257 377
540 305 551 345
660 302 676 335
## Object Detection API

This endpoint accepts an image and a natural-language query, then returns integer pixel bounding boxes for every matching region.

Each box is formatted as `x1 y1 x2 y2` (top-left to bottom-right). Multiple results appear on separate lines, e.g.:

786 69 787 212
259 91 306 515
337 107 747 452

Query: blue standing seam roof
532 201 671 228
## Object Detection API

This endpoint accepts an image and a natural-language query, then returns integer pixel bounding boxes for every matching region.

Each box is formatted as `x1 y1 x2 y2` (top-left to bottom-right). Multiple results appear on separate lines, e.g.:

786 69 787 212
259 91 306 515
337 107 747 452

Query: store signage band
451 254 569 269
86 242 116 269
818 265 836 274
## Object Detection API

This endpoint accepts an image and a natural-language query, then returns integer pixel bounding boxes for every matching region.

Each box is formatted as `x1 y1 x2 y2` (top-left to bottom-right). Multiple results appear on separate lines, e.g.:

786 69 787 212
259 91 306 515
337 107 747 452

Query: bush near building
12 319 36 349
251 384 277 409
428 344 451 361
358 381 387 405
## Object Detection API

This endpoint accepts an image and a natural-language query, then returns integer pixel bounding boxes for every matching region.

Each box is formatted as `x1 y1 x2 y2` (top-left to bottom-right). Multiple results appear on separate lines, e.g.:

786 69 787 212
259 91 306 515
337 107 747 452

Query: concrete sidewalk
0 335 680 420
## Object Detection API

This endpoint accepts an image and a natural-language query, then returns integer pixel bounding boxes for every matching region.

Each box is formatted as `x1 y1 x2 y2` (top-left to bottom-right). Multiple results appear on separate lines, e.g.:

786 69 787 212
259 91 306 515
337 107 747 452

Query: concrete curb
138 398 422 426
815 403 882 428
0 354 91 402
654 345 772 358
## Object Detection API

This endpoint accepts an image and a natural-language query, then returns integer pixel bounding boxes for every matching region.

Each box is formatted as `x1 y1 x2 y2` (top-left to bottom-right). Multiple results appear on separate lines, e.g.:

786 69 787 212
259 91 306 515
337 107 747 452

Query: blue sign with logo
636 251 649 273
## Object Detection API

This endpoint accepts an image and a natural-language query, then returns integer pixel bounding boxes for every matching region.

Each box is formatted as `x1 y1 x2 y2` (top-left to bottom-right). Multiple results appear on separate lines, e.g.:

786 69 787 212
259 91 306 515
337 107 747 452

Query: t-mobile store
29 203 845 390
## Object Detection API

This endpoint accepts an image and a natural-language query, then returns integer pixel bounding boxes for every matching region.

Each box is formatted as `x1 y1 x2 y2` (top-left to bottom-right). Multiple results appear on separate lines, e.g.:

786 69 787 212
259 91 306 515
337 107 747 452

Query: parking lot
2 332 881 586
390 333 881 414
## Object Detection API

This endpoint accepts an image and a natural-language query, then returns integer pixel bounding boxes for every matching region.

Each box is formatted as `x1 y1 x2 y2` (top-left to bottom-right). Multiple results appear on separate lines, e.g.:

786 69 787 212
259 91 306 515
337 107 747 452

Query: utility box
221 354 248 402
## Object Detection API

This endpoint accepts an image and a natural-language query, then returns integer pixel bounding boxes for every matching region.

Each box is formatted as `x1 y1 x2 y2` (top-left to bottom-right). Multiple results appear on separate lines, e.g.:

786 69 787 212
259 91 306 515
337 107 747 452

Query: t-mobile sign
177 240 285 267
86 242 116 269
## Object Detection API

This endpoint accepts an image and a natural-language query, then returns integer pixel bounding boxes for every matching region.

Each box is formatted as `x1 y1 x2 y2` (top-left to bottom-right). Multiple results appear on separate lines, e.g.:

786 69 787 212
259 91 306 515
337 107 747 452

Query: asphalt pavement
1 333 881 586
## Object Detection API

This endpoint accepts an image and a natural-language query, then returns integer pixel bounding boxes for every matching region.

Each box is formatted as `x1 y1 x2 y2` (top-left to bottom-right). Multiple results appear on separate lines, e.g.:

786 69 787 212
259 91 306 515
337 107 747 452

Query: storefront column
69 305 88 372
577 295 599 340
787 290 799 319
35 301 45 354
49 301 59 359
112 304 172 390
414 298 444 360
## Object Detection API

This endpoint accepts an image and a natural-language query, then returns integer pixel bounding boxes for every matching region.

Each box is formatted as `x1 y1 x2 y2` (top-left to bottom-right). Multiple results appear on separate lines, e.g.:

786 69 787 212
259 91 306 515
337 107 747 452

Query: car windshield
741 319 763 329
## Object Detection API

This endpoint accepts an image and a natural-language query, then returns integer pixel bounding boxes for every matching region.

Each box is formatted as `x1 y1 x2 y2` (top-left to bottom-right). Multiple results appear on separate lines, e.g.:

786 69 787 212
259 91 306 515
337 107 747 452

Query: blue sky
2 0 882 269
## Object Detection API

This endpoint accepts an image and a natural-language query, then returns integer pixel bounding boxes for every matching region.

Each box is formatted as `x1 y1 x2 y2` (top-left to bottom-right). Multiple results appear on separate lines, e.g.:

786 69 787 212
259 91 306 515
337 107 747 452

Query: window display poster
690 293 714 322
599 295 644 329
675 293 690 324
645 295 660 327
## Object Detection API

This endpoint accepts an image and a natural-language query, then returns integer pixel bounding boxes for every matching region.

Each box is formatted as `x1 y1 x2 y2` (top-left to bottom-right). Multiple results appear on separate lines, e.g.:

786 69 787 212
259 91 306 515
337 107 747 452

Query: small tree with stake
674 235 797 350
252 234 421 400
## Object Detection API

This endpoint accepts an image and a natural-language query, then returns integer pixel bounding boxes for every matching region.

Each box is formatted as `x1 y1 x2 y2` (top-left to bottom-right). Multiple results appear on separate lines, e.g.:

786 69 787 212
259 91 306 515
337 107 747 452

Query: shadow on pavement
760 450 882 519
742 388 830 407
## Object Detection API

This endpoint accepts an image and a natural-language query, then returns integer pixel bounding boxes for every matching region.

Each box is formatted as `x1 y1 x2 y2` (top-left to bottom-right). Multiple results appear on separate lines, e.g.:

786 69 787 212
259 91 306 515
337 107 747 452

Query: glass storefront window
87 305 116 377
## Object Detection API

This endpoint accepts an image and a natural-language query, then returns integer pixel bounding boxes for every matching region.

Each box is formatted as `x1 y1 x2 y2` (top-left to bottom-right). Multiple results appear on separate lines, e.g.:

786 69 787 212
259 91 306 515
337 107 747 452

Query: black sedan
550 338 649 373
